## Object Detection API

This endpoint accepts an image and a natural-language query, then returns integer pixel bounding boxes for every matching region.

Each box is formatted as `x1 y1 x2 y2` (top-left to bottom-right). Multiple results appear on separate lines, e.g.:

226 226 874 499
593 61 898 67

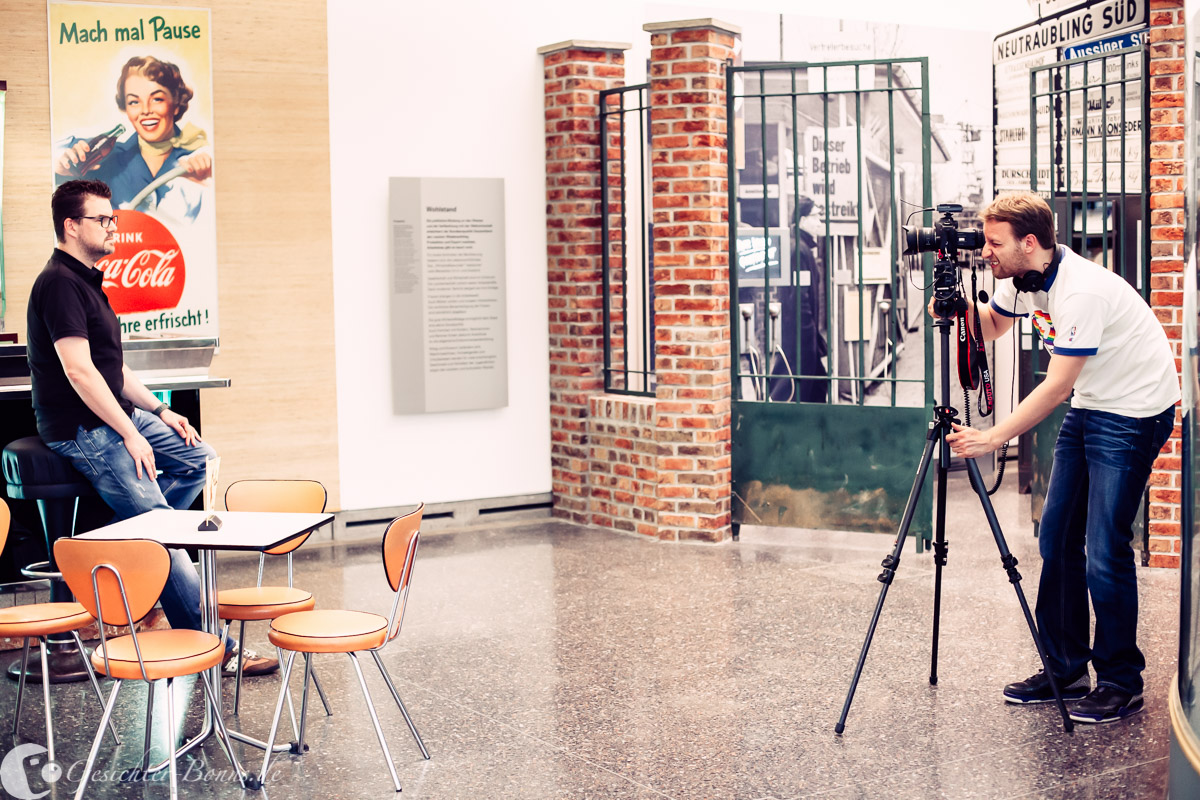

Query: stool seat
3 436 95 500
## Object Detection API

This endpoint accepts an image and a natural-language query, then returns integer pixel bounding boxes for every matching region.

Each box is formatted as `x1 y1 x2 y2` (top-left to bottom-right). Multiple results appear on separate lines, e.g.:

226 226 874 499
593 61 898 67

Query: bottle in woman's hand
56 124 126 176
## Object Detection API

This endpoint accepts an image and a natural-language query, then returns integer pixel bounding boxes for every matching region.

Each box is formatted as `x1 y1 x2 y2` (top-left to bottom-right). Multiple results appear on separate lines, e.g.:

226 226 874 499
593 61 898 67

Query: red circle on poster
95 210 186 314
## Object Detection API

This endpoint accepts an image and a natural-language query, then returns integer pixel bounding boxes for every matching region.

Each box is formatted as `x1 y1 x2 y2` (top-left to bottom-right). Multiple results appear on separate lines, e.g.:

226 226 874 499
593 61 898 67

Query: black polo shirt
26 249 133 442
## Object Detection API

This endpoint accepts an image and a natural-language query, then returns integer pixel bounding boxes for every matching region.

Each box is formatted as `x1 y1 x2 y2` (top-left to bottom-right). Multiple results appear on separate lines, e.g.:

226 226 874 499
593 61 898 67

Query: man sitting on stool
26 179 277 677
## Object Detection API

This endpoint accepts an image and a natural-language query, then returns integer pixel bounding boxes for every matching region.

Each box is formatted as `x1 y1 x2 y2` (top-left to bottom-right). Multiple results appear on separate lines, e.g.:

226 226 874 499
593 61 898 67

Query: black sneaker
1003 670 1090 704
1068 685 1143 724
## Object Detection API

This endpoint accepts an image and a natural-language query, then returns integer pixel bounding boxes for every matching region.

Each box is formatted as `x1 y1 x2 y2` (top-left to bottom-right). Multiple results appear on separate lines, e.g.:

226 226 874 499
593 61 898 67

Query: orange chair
217 479 331 716
55 537 246 800
259 504 430 792
0 498 119 765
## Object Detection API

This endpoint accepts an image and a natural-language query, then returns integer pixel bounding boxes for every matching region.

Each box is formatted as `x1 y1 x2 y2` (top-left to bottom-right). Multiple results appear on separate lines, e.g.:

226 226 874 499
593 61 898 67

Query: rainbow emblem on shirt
1031 310 1055 347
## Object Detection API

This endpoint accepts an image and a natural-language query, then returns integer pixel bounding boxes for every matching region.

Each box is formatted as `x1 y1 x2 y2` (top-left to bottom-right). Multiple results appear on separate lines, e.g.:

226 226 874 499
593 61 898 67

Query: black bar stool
2 435 98 683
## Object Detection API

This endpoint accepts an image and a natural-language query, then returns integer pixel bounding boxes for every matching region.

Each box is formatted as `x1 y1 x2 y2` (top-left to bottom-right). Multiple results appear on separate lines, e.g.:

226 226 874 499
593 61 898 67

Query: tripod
833 259 1074 735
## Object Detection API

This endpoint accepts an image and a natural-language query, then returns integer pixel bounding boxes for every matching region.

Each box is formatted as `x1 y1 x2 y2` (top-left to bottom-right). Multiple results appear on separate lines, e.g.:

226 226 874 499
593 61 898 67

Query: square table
75 508 334 785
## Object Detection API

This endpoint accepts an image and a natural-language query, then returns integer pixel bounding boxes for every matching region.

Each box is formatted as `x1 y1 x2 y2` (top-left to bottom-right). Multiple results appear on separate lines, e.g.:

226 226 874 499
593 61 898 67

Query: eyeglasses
74 214 118 229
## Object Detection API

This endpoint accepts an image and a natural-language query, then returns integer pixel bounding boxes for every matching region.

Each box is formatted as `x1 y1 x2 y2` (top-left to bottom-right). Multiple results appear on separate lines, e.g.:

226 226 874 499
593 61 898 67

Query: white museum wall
327 0 1037 510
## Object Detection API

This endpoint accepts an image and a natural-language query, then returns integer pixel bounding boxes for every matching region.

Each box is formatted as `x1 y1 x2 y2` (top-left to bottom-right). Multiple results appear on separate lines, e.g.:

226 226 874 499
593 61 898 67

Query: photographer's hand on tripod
946 354 1085 459
946 423 1000 459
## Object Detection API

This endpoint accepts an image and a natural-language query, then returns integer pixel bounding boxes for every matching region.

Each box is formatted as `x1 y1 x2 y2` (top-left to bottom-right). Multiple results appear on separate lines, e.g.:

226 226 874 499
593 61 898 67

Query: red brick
1149 58 1185 75
1149 193 1184 209
1149 125 1184 142
1149 91 1184 107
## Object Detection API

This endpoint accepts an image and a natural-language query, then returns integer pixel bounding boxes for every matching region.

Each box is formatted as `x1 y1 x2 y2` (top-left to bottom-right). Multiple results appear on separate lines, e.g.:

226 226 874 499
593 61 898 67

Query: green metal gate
1027 42 1150 535
728 58 935 539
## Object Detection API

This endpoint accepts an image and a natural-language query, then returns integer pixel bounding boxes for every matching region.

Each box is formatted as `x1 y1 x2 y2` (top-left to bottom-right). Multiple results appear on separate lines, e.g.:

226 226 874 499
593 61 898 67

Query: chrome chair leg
311 665 334 716
276 645 301 739
259 650 297 785
74 679 123 800
69 631 120 745
370 650 429 759
38 638 55 764
349 652 401 792
233 619 247 714
297 653 314 753
141 681 156 772
164 677 179 800
198 671 248 789
12 637 30 738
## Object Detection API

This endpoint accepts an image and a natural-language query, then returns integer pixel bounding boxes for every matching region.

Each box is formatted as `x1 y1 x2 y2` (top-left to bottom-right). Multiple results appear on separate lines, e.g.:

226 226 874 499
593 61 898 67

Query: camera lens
903 226 939 256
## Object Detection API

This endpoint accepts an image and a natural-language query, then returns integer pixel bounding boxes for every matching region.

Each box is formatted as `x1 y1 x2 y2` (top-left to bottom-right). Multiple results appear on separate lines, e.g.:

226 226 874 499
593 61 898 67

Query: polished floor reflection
0 471 1178 798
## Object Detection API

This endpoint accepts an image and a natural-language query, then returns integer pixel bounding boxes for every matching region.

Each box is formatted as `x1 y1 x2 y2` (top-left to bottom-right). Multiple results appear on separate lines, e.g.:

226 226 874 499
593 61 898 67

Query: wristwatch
151 402 170 416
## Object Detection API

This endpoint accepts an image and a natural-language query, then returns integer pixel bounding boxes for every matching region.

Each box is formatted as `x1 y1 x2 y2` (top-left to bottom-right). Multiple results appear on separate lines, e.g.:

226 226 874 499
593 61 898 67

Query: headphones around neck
1012 246 1062 294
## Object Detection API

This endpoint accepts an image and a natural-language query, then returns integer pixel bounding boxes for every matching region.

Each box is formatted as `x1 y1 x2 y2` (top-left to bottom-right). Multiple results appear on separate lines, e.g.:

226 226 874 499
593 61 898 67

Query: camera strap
956 265 994 416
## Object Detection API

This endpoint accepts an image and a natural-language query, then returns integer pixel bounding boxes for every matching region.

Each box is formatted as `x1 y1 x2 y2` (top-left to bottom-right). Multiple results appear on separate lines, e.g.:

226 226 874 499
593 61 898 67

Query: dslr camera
903 203 984 260
903 204 985 319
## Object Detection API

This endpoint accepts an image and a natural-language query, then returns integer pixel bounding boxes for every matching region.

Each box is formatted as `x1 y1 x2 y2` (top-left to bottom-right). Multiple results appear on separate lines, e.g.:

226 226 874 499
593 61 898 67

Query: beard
81 238 115 265
996 251 1032 280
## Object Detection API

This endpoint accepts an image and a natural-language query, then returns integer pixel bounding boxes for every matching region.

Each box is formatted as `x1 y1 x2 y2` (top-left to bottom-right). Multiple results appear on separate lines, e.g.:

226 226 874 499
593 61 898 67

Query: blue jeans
47 409 232 655
1035 405 1175 695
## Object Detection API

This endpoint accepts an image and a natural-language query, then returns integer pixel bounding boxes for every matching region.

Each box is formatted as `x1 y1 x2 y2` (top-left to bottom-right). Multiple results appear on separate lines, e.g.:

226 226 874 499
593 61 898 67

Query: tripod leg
930 434 950 687
835 428 939 735
964 456 1074 733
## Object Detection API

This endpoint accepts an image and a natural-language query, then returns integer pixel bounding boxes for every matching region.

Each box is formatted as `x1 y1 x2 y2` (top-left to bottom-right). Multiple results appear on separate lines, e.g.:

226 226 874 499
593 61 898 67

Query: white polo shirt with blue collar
989 245 1179 418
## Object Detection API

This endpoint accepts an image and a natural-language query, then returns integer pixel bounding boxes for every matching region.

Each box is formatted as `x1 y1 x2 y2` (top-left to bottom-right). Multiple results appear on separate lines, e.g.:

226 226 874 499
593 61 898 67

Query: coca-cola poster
47 2 217 338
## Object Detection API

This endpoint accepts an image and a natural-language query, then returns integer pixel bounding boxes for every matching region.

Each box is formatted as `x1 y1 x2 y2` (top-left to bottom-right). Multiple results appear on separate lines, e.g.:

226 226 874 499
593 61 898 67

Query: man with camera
928 191 1178 724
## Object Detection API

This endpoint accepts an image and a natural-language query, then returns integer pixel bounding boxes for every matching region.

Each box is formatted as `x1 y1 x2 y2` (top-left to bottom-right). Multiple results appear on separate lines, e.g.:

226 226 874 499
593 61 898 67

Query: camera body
903 204 984 261
904 204 984 319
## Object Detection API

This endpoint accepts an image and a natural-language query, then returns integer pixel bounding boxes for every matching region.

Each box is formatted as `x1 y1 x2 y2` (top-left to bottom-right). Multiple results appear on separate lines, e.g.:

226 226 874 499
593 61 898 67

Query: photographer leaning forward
927 191 1179 724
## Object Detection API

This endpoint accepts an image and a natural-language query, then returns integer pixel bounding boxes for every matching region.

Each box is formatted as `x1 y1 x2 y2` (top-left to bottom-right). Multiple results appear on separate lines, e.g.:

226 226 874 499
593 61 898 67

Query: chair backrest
382 504 423 642
0 498 9 558
226 479 327 555
382 503 423 593
55 538 170 626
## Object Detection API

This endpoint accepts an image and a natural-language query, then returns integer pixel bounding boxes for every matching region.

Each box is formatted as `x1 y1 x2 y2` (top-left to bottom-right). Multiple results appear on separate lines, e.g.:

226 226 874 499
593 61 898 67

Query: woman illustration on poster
54 55 212 224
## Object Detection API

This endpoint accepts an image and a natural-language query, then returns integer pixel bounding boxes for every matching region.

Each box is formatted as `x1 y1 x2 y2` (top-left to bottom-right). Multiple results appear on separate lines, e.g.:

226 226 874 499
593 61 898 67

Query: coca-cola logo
96 210 186 314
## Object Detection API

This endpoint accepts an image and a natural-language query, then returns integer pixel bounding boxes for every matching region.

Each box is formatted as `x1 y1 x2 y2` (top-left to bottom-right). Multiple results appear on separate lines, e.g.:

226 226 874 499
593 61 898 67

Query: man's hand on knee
161 409 201 446
123 431 156 479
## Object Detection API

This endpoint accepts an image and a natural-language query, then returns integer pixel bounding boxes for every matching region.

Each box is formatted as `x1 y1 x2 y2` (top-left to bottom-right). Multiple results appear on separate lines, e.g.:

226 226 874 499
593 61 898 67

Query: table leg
201 548 291 756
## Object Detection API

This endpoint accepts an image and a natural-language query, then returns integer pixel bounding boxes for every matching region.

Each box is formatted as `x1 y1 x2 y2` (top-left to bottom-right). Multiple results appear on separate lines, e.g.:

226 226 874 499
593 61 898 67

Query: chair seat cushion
92 629 224 681
0 602 93 638
269 609 388 653
218 586 315 621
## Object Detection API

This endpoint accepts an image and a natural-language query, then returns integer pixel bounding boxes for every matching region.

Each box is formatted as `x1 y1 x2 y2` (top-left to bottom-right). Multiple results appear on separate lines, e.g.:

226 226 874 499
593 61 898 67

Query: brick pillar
539 40 632 524
644 19 740 542
1146 1 1185 568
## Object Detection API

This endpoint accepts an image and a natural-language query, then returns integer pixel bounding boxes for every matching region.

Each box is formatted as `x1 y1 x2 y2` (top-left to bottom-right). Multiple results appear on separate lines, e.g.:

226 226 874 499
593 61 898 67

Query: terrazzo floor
0 471 1179 799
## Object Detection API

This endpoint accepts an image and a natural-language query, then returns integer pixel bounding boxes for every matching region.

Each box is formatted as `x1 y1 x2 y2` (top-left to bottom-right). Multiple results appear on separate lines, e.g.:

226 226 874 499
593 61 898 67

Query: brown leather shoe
223 647 280 677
